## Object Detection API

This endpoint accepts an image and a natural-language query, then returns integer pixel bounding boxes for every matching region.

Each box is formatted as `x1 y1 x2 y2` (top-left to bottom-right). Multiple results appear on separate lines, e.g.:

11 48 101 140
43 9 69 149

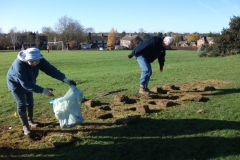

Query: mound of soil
0 79 229 151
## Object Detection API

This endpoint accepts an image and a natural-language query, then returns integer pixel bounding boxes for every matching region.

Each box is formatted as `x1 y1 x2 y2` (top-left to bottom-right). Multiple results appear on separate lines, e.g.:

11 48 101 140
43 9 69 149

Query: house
197 36 214 49
18 32 48 49
189 42 197 47
90 33 108 49
178 41 188 47
120 34 142 49
90 33 121 49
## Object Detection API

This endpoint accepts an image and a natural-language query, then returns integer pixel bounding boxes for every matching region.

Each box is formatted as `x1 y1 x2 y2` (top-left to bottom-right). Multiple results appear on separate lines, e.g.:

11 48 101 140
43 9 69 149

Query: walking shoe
139 87 150 95
19 112 31 135
145 87 150 92
28 120 38 128
22 126 31 135
27 108 38 128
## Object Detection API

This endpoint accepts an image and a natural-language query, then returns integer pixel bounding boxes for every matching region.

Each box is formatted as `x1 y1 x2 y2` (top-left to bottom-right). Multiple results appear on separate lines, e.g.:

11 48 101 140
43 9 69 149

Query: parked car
81 44 91 50
115 45 123 50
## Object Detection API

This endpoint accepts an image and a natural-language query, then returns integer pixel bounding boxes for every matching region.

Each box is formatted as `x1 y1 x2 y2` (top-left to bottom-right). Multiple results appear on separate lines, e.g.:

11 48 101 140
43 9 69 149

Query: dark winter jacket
7 55 66 93
129 36 166 69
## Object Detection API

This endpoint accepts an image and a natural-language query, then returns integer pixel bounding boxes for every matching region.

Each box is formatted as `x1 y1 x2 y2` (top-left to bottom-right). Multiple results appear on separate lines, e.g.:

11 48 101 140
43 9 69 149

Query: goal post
47 41 65 52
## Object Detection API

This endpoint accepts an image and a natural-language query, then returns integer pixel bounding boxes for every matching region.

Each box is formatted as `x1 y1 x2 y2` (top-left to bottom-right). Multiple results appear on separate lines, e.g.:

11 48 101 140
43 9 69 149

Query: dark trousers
11 89 34 114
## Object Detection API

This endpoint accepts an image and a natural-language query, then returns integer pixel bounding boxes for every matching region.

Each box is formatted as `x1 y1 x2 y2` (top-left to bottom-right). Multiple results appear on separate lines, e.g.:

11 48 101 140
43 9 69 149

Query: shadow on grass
1 118 240 159
203 88 240 96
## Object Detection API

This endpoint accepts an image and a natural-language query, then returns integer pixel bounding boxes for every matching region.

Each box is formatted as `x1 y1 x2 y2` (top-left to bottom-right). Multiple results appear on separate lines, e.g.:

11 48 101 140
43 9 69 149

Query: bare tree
121 31 126 38
9 27 19 50
82 27 95 44
55 15 84 44
0 28 4 41
0 28 4 49
42 27 56 41
84 27 95 34
138 28 146 39
67 20 85 45
35 31 40 48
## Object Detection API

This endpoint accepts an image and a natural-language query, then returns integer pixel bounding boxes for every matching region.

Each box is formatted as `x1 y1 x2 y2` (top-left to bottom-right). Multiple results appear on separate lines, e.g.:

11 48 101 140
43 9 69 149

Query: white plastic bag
53 85 84 128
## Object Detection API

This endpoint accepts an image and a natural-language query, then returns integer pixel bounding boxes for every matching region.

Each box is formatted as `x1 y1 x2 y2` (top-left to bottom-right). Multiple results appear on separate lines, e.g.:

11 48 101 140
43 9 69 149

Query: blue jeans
11 89 34 114
136 55 152 88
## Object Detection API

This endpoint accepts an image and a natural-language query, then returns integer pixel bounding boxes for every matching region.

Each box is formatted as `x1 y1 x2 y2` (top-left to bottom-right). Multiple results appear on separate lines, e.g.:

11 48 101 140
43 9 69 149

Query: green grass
1 49 240 159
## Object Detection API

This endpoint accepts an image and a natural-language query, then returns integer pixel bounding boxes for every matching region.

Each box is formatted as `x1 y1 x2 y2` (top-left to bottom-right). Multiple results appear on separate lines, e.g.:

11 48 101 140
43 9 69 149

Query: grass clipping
45 133 74 148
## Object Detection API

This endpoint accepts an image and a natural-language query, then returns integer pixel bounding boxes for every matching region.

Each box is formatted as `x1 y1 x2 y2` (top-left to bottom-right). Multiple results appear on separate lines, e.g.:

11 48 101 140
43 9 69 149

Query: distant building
178 41 188 47
19 32 48 49
197 36 214 49
90 33 121 49
120 34 142 49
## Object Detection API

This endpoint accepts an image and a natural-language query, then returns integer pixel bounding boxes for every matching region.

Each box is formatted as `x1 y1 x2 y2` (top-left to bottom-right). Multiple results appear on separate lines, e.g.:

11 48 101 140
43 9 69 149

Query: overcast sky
0 0 240 34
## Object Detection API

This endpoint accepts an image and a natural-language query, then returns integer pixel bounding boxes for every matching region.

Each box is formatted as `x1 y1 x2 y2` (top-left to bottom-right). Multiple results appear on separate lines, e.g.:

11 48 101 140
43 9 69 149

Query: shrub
201 15 240 57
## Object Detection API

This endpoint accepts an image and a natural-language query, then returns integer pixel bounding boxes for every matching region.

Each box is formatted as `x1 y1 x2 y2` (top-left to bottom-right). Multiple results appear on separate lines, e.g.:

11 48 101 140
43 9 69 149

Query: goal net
48 41 66 51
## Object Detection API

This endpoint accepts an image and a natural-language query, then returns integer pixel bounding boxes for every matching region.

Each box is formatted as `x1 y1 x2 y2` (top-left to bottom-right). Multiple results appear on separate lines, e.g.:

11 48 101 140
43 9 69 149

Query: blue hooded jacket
129 36 166 69
6 52 66 93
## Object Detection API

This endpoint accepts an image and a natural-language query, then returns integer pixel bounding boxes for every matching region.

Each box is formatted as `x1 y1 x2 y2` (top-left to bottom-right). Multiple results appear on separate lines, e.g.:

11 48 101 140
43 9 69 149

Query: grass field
0 49 240 159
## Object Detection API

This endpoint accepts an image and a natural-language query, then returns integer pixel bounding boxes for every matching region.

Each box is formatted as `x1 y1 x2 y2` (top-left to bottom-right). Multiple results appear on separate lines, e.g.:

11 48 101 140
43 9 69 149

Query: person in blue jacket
128 36 174 95
6 48 76 135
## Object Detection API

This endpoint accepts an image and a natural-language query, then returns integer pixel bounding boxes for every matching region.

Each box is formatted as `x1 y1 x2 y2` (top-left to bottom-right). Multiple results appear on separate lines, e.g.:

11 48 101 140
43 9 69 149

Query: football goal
47 41 66 52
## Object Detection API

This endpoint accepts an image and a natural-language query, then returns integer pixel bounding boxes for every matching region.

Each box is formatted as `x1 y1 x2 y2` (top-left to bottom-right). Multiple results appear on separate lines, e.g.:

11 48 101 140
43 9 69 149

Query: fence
171 46 197 51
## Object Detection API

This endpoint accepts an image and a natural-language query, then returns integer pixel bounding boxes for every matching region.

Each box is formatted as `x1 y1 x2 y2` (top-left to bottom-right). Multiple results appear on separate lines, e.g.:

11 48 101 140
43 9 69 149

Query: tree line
0 14 215 50
1 15 239 56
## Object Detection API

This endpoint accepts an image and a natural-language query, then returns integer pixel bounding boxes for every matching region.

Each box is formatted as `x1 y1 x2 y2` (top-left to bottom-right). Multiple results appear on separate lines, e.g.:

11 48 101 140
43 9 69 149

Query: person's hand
160 68 163 72
63 78 76 86
128 55 133 59
43 88 54 96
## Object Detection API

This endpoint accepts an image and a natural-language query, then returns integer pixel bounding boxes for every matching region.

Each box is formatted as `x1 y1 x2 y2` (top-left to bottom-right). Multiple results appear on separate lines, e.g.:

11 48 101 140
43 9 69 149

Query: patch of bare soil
0 79 231 152
179 79 231 91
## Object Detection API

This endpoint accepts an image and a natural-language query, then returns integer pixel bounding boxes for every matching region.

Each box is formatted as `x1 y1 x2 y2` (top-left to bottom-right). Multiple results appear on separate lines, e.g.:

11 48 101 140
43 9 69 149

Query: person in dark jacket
6 48 76 135
128 36 174 95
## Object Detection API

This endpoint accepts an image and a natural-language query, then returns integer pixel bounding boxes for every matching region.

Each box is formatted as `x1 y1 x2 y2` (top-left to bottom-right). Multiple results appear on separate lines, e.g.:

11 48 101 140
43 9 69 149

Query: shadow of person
202 88 240 96
2 118 240 160
82 118 240 159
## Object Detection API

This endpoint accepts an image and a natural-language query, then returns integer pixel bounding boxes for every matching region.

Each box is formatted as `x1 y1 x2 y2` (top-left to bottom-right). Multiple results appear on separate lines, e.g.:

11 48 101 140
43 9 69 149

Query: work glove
128 54 133 59
43 88 54 96
63 78 76 86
